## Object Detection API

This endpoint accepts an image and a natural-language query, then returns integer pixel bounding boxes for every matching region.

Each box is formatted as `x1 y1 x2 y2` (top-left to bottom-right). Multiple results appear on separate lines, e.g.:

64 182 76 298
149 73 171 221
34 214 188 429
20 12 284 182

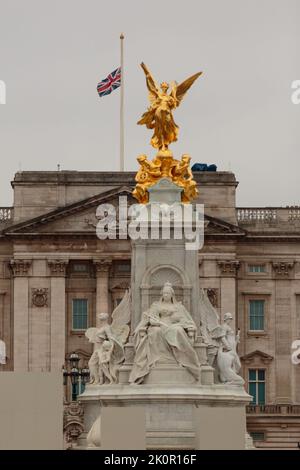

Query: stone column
94 259 112 326
10 259 32 371
272 262 294 404
48 260 68 370
218 261 240 326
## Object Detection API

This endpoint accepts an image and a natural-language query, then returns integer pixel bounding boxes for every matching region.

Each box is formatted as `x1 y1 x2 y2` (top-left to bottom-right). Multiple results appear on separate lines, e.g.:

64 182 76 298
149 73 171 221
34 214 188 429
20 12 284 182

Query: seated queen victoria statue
129 282 201 384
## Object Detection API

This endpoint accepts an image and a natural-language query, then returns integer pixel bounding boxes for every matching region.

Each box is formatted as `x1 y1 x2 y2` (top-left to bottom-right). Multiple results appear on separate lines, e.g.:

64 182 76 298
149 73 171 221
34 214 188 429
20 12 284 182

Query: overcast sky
0 0 299 206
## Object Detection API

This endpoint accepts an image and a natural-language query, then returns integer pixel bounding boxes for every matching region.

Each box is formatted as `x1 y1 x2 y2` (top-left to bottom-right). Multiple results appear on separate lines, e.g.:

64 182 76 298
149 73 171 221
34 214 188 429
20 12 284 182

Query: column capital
48 259 69 277
10 259 32 277
93 258 112 276
217 260 240 276
272 261 295 276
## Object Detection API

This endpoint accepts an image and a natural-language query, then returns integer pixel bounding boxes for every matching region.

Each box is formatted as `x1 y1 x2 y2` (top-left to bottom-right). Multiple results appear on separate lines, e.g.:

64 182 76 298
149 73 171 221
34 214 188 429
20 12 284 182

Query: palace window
249 299 265 331
73 263 89 273
248 369 266 405
248 264 265 273
72 299 88 330
69 261 91 277
250 431 265 442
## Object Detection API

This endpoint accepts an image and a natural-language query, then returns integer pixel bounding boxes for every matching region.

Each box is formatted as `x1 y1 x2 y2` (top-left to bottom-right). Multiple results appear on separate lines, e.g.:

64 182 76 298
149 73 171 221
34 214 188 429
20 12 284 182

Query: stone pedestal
131 178 200 330
79 383 250 450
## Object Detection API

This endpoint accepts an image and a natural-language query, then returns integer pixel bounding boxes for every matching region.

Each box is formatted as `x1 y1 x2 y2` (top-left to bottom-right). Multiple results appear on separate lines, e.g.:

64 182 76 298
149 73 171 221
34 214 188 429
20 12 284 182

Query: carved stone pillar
0 291 8 371
10 259 32 371
274 279 293 404
94 259 112 326
217 260 240 326
48 260 68 370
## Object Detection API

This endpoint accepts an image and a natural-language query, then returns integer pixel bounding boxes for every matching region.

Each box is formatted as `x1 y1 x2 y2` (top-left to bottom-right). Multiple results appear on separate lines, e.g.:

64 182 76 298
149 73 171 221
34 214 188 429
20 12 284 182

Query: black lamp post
63 352 90 401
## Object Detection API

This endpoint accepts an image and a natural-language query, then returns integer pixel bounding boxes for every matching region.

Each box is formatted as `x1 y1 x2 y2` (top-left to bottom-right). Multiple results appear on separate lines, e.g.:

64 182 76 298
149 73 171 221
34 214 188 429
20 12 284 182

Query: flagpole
120 33 125 171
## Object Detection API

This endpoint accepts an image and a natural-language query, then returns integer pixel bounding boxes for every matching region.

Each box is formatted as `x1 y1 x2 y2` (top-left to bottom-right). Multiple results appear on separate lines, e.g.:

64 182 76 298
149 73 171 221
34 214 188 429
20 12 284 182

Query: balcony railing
237 207 300 224
0 207 13 224
247 404 300 415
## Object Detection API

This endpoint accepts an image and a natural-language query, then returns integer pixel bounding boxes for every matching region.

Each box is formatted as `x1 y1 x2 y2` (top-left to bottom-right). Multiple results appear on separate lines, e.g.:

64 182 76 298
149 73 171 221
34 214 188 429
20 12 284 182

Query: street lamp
63 352 90 401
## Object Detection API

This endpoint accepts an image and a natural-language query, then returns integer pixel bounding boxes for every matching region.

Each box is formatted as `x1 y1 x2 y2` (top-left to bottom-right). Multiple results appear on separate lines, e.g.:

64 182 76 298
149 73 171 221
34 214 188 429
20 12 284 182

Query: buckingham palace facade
0 170 300 449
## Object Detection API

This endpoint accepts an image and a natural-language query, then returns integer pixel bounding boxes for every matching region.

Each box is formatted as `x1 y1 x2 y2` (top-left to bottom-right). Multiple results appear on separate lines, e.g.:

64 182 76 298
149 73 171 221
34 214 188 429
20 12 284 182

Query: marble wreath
85 283 244 386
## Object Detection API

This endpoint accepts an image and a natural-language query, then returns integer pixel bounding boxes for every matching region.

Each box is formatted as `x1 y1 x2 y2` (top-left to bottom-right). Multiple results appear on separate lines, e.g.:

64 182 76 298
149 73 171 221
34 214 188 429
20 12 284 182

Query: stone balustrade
0 207 13 224
247 404 300 414
237 207 300 225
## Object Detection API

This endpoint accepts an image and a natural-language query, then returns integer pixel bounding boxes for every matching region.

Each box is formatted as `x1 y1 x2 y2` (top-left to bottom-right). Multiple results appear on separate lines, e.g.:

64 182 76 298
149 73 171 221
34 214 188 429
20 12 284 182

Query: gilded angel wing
140 62 159 105
110 289 131 345
175 71 202 106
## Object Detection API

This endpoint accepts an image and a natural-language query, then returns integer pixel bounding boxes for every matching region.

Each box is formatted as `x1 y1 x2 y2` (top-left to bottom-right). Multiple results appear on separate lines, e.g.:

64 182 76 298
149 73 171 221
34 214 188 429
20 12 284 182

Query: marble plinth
78 383 250 450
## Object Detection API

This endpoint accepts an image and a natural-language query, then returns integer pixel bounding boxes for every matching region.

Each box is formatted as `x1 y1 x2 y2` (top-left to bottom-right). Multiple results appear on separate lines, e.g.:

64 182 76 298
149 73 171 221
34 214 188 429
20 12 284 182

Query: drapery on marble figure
199 289 244 385
138 63 202 153
129 282 200 384
85 290 131 384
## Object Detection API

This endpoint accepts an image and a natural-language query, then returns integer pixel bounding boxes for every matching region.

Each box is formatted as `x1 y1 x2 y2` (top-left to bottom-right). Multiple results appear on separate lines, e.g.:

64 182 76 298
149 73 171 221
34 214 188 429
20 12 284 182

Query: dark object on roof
191 163 217 172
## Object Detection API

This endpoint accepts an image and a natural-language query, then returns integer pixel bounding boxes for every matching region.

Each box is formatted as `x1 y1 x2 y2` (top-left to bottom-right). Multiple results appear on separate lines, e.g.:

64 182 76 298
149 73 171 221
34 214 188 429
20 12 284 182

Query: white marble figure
199 289 244 386
85 290 131 385
0 339 6 364
129 282 200 384
87 415 101 448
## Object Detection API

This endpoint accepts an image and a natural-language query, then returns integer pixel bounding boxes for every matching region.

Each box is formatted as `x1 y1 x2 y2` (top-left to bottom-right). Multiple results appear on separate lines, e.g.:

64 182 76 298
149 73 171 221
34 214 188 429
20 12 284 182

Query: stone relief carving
150 268 182 287
199 289 244 385
31 288 49 308
63 400 84 448
129 282 200 384
85 290 131 384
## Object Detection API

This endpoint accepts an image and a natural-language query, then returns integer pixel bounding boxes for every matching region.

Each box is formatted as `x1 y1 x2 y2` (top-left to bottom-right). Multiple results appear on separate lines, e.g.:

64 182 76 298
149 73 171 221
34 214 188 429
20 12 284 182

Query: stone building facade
0 170 300 449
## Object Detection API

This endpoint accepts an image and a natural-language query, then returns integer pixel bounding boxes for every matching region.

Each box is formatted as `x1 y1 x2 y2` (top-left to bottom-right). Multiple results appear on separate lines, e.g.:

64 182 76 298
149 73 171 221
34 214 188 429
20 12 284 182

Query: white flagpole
120 33 125 171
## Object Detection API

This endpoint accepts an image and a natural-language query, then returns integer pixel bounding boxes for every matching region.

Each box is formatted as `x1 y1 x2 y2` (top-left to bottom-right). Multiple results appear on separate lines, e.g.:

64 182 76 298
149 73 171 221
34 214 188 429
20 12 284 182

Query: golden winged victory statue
133 63 202 204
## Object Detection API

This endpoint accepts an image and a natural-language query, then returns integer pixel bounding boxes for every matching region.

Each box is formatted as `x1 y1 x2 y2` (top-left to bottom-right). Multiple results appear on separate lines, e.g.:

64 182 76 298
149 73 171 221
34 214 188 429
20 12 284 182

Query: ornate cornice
217 260 240 276
48 260 68 276
10 259 32 277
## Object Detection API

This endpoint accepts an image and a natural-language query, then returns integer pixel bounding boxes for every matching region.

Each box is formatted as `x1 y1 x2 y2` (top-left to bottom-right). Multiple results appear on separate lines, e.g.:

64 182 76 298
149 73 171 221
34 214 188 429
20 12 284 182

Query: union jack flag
97 67 121 97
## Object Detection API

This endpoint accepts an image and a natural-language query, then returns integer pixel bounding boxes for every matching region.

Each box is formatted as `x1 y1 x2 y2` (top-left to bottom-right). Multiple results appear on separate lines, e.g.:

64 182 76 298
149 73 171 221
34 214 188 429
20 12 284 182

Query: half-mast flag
97 67 121 97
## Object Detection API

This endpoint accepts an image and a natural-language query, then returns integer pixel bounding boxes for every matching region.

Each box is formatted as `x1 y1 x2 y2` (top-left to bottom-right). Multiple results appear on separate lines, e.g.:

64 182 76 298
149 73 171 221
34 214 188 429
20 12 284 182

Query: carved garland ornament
32 288 49 308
